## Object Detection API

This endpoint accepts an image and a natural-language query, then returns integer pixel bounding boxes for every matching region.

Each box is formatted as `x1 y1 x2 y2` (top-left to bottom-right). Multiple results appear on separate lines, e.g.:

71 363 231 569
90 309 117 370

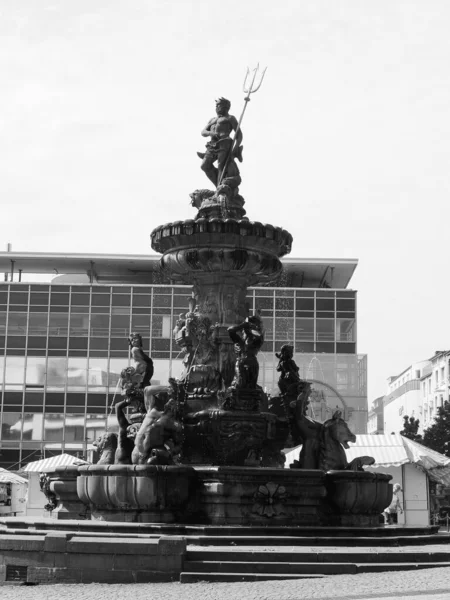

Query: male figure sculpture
198 97 243 188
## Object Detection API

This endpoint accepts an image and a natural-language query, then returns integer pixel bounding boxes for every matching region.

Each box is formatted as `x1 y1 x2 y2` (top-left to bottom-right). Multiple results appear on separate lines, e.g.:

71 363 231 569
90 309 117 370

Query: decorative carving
252 482 288 518
39 473 57 512
228 311 264 391
120 333 154 420
93 432 117 465
114 398 137 465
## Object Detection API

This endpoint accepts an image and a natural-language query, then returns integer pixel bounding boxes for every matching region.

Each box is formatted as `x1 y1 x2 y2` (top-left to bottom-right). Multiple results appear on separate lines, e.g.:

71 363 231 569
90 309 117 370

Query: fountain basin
77 465 197 523
325 470 393 526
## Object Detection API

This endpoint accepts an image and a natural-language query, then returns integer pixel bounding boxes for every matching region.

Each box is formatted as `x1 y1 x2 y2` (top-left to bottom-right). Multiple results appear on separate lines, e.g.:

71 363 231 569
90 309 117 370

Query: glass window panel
25 357 46 386
108 358 126 391
110 315 130 337
44 414 65 441
91 293 110 307
71 293 90 306
336 291 355 298
66 392 86 406
336 343 356 354
336 318 355 342
295 290 315 297
5 356 25 384
295 318 314 340
336 311 355 319
1 413 23 440
316 320 335 341
49 313 69 336
296 298 314 311
110 337 127 351
28 313 48 335
89 338 109 351
24 392 44 405
316 342 334 353
3 391 22 404
316 311 334 319
9 305 27 312
113 286 131 293
88 358 108 391
67 357 87 391
87 393 106 407
45 393 65 406
111 294 131 307
0 335 4 348
0 449 21 468
9 291 29 304
336 299 355 312
173 295 190 308
0 312 6 333
295 342 314 352
90 314 110 337
69 337 88 350
30 292 49 305
131 314 150 333
69 314 89 335
111 306 130 315
64 414 86 443
255 297 273 310
85 414 108 444
50 292 70 305
48 336 68 350
0 292 8 303
316 298 334 311
46 357 68 388
153 295 171 307
7 313 28 335
132 294 151 308
7 336 26 349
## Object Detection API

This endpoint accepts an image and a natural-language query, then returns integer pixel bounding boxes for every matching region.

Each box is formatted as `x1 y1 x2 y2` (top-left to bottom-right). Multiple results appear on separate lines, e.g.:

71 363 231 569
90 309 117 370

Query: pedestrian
384 483 403 524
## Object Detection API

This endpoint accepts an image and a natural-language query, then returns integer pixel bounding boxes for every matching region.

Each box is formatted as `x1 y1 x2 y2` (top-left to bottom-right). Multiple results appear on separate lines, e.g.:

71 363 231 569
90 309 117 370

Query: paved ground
1 567 450 600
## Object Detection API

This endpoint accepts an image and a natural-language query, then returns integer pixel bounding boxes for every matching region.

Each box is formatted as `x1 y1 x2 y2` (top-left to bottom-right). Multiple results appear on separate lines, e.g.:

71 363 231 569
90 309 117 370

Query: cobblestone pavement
1 567 450 600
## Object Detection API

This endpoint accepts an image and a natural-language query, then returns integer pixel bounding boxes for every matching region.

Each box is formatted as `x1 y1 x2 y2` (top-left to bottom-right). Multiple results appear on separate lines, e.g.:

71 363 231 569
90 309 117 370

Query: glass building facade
0 281 367 468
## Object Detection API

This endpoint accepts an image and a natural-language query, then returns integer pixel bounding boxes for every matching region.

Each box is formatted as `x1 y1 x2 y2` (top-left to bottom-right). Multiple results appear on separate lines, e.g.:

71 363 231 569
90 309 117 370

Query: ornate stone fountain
73 75 393 526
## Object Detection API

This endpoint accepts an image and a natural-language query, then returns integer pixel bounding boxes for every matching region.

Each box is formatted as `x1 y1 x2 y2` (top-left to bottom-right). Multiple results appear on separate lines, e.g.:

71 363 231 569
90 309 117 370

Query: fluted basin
325 470 393 526
77 465 197 523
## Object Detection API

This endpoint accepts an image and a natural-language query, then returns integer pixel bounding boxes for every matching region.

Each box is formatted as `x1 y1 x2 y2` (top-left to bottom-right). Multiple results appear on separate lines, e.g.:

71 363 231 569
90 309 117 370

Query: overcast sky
1 0 450 403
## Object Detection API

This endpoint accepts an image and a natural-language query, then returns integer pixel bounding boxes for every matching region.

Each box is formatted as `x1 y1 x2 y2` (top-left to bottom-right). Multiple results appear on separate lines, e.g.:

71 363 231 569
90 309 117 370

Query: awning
23 453 90 473
284 433 450 471
0 468 28 485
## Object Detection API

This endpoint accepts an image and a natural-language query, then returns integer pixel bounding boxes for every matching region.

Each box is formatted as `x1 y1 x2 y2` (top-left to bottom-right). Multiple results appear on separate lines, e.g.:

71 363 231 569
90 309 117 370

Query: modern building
0 252 367 468
421 351 450 431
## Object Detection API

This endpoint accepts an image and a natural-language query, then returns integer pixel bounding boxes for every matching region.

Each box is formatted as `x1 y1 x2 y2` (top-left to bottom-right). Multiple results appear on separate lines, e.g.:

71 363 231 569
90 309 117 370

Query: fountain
74 69 392 527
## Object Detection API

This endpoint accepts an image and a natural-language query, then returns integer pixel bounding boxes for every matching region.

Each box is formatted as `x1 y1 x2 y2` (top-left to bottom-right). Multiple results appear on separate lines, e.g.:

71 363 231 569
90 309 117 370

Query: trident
217 64 267 187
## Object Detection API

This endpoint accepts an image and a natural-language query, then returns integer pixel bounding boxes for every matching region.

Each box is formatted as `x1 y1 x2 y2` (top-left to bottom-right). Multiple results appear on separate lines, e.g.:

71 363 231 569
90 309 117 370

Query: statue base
195 466 327 525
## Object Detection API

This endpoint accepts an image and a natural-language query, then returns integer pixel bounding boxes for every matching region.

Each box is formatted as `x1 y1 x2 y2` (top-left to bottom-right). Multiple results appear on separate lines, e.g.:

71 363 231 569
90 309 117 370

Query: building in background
0 252 367 468
383 351 450 435
367 395 385 434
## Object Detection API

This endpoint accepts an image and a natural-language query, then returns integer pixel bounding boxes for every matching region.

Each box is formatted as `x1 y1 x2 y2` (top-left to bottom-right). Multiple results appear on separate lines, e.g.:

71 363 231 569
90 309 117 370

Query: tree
422 402 450 457
400 415 423 443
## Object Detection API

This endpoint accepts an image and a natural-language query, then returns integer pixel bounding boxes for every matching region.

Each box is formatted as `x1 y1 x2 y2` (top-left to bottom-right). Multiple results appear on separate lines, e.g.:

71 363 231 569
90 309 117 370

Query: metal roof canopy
23 453 90 473
0 252 358 289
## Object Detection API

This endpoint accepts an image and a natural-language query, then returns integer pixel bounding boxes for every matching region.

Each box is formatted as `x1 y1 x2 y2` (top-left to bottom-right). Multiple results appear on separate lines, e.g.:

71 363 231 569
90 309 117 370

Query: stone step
186 534 449 547
184 560 358 574
186 549 450 563
180 572 325 583
180 562 450 583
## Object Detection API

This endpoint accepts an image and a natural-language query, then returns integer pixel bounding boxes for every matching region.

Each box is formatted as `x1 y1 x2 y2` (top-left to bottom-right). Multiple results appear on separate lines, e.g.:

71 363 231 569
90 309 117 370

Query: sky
1 0 450 403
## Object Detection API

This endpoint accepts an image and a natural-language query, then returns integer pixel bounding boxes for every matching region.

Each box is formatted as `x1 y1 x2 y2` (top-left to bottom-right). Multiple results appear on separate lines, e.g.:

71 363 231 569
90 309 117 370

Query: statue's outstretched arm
115 399 130 430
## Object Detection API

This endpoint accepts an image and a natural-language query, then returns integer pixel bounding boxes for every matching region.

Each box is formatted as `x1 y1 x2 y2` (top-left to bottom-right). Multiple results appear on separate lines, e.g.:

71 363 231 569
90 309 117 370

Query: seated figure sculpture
131 381 183 465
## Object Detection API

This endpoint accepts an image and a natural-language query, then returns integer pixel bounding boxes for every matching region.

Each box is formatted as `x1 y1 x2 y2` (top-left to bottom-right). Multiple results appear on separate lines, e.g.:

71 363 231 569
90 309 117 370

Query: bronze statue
276 344 301 397
132 383 183 465
198 97 243 188
228 311 264 390
114 398 137 465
